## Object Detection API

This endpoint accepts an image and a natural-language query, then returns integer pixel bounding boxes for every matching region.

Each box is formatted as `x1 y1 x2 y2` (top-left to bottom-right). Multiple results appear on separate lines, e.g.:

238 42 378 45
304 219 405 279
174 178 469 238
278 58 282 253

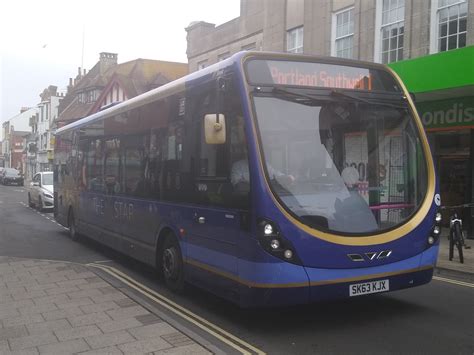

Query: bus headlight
270 239 280 249
428 210 442 247
257 218 301 265
264 224 274 236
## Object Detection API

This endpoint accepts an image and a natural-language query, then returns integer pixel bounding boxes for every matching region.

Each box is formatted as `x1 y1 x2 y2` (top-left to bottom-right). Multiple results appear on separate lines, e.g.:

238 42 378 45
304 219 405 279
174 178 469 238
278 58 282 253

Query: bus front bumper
238 245 439 307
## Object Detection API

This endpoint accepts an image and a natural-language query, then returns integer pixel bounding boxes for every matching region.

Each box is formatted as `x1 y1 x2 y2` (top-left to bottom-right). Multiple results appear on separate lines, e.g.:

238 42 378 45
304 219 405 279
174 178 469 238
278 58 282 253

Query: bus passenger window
104 139 121 195
87 139 104 193
230 116 250 193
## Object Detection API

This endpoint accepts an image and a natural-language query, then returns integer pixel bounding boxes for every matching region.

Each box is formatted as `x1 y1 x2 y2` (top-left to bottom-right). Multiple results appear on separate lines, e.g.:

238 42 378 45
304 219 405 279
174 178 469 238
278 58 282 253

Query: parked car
1 168 24 186
28 172 54 211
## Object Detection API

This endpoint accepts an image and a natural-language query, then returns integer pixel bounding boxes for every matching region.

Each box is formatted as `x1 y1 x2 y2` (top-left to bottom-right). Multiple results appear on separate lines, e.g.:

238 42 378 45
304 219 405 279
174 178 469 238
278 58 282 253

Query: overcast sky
0 0 240 124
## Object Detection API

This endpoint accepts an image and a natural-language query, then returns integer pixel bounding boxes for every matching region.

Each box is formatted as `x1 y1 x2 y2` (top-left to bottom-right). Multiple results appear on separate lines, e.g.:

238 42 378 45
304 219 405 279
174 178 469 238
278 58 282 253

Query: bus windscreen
246 59 402 92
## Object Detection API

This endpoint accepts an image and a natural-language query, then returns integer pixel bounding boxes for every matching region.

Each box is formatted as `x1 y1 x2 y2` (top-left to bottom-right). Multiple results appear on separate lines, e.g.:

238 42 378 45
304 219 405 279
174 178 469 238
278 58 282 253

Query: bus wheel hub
163 248 178 279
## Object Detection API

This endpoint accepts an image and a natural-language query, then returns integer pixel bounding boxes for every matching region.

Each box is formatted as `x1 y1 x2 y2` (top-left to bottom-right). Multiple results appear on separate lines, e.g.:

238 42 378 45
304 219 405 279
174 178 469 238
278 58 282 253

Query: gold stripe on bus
186 257 433 288
186 259 309 288
240 52 436 246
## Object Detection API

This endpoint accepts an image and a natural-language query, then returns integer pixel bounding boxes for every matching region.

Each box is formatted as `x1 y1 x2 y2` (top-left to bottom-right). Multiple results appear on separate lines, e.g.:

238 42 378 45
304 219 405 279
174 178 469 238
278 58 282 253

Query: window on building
379 0 405 63
287 26 304 53
218 52 231 61
333 8 354 59
241 43 257 51
197 60 208 70
436 0 468 52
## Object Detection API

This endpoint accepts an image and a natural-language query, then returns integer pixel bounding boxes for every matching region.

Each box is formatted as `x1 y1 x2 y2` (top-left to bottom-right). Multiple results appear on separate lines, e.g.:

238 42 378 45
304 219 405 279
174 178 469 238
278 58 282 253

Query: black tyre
161 234 185 292
28 193 34 208
68 210 80 241
454 223 464 263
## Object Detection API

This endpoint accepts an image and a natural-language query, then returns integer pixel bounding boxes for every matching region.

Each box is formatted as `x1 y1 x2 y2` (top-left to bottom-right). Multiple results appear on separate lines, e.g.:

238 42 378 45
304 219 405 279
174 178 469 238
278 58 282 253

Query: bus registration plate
349 279 389 297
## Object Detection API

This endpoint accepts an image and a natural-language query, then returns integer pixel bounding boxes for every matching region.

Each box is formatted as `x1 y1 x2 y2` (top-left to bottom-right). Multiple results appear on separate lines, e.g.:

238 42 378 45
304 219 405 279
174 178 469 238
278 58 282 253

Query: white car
28 172 54 211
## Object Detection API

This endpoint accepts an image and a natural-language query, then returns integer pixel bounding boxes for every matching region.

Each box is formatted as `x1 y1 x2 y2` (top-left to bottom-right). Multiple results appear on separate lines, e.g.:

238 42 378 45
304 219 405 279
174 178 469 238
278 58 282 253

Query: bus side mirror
204 114 226 144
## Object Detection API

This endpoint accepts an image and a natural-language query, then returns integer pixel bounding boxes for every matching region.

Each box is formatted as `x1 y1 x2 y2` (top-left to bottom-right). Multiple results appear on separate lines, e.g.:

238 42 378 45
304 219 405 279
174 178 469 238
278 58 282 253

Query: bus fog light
435 213 442 223
270 239 280 249
428 236 435 245
264 224 274 235
284 250 293 259
433 226 440 235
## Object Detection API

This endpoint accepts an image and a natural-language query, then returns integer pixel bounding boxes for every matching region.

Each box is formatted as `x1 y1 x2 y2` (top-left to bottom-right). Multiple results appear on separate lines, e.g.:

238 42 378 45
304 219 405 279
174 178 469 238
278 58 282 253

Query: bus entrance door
186 205 241 301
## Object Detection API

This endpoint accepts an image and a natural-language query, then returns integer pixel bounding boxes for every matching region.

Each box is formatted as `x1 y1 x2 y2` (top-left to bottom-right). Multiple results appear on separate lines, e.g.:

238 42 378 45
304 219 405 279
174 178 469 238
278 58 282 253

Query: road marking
87 263 265 355
433 276 474 288
13 189 25 192
20 202 68 230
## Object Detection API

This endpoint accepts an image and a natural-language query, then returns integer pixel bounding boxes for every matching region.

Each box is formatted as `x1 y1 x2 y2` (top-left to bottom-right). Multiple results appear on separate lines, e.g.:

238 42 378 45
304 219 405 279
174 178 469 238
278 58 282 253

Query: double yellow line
87 263 265 355
433 276 474 288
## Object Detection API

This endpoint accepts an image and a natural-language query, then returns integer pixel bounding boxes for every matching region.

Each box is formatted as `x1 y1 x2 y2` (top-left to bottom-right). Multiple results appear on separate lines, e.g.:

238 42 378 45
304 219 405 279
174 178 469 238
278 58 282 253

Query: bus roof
55 51 390 136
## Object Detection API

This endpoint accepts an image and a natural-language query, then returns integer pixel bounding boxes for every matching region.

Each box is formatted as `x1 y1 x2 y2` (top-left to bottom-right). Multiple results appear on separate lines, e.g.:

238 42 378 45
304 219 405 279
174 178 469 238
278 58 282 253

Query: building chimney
99 52 118 74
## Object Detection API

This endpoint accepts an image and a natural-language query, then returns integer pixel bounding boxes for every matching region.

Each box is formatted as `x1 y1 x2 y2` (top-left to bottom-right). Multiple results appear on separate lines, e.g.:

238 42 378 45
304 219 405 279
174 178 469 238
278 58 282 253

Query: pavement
435 230 474 278
0 257 210 355
0 230 472 355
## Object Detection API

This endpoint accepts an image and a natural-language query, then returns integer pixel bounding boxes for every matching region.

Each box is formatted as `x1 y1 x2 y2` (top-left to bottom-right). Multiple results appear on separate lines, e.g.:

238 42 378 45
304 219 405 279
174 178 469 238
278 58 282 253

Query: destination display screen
245 59 401 92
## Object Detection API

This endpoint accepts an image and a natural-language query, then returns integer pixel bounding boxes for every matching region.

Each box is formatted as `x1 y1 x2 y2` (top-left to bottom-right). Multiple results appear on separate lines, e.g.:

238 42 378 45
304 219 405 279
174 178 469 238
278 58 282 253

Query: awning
389 46 474 132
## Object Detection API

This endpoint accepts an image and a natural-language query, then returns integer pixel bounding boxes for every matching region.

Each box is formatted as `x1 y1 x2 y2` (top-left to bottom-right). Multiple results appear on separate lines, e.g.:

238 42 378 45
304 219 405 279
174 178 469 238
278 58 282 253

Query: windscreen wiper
330 89 406 109
269 87 322 104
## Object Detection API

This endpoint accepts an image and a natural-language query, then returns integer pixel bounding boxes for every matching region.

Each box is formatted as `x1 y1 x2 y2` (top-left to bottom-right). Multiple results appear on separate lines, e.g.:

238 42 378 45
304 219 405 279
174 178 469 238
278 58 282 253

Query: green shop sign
416 97 474 131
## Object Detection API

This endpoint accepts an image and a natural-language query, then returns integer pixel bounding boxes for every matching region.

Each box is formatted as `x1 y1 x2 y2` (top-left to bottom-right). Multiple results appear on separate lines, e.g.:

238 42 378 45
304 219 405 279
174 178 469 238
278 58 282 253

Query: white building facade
36 86 62 172
1 107 37 169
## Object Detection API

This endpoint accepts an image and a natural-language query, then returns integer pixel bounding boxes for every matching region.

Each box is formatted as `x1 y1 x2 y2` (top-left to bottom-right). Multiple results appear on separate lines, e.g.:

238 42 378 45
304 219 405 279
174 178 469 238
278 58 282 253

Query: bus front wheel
161 235 184 292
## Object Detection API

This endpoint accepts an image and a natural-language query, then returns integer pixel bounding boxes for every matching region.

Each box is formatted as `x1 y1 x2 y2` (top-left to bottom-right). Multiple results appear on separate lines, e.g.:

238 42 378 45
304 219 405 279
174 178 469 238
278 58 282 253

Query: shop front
390 46 474 238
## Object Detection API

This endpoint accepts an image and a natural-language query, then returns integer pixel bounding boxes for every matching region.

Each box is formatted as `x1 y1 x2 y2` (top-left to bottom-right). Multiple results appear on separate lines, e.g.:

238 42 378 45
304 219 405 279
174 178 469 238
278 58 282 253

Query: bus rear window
245 59 401 92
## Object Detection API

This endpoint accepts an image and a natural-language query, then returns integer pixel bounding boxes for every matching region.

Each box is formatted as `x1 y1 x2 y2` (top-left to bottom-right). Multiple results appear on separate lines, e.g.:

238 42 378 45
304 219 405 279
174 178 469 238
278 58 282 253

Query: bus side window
194 81 249 209
122 135 146 197
104 138 121 195
87 139 104 193
229 114 250 209
160 95 190 203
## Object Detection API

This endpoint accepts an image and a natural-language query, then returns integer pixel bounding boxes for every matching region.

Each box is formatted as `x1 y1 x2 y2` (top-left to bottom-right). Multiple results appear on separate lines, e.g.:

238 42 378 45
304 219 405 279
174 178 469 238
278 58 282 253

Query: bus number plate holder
349 279 389 297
